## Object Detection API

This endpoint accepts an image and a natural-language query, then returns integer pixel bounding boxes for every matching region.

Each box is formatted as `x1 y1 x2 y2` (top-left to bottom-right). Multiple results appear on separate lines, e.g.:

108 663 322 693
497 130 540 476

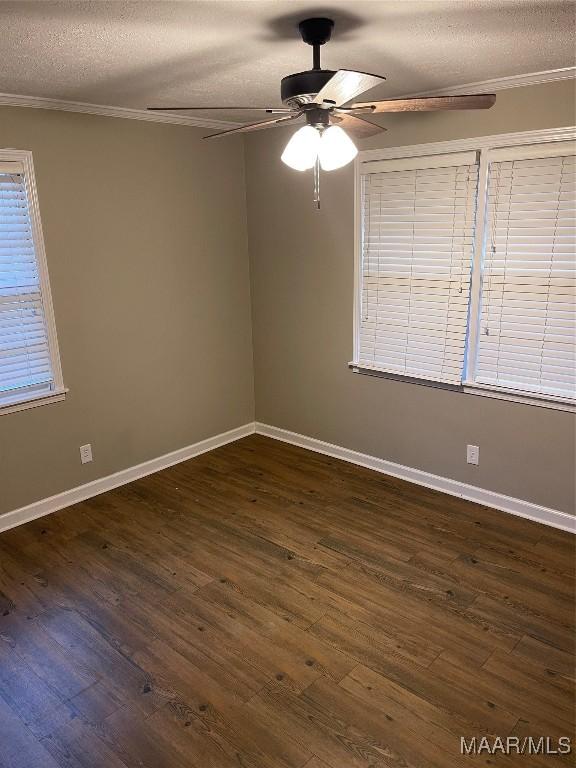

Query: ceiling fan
148 17 496 205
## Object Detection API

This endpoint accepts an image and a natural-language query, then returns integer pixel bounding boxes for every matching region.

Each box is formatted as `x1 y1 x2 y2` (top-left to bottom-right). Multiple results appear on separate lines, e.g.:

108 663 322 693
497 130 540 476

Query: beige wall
0 106 254 516
245 80 576 515
1 81 574 520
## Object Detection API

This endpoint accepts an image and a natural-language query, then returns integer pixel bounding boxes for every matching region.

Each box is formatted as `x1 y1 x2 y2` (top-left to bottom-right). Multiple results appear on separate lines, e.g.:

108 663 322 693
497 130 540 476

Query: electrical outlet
467 444 479 466
79 444 93 464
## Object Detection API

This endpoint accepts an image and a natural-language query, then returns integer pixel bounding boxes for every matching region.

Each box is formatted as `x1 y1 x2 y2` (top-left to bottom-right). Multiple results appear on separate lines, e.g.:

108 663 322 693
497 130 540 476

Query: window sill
0 388 68 416
462 383 575 412
349 363 575 412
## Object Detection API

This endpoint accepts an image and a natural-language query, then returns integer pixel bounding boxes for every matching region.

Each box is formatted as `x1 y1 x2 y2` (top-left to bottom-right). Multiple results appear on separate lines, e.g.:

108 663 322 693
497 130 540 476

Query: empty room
0 2 574 766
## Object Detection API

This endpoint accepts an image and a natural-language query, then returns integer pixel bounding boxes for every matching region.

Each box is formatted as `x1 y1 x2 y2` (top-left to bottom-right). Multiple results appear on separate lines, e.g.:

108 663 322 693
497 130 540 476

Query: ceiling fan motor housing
282 18 336 108
281 70 336 107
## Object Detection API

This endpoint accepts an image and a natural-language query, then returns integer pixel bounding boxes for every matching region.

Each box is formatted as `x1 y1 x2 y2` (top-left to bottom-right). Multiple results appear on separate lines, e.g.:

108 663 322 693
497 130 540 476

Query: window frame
351 126 576 413
0 148 66 415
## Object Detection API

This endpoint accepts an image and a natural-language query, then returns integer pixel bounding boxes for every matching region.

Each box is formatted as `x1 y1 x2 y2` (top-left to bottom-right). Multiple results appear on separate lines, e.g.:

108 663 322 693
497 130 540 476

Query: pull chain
313 156 321 209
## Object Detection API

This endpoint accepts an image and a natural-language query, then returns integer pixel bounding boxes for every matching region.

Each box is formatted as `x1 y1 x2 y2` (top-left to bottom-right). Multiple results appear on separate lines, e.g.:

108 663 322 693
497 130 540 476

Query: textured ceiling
0 1 574 123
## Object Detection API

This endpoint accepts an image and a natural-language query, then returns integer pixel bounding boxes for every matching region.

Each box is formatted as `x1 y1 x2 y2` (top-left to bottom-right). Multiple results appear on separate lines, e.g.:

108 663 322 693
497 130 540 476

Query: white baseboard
0 422 255 534
255 423 575 534
2 419 573 535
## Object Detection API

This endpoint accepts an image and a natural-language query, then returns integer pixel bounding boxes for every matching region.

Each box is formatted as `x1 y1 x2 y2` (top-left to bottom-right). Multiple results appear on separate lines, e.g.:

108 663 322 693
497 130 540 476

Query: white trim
488 140 576 162
2 420 572 535
403 67 576 97
463 380 575 408
0 422 255 533
362 150 478 174
0 149 66 408
0 387 68 416
348 363 575 413
462 384 575 412
465 146 490 383
255 423 576 533
22 151 65 393
0 160 24 173
352 157 362 367
349 361 461 388
0 68 572 129
0 92 235 130
359 127 576 163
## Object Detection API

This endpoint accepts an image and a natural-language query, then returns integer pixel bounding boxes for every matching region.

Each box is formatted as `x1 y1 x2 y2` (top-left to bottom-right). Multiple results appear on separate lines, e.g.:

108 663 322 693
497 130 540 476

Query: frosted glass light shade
281 126 321 171
318 125 358 171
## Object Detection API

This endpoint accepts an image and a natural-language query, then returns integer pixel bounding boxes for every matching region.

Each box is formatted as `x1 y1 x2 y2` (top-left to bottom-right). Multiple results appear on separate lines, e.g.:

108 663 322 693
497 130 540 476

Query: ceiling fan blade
315 70 386 108
147 106 294 113
349 93 496 113
332 113 386 139
203 112 303 139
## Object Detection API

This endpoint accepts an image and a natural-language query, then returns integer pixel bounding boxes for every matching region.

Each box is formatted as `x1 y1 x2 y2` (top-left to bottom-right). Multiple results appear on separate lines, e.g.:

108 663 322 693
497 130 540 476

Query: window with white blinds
0 156 63 411
358 151 479 384
354 133 576 408
474 143 575 400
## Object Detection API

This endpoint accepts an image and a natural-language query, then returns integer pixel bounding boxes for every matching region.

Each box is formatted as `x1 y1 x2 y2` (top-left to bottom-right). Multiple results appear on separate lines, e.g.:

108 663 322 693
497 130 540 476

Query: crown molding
403 67 576 97
0 92 236 130
0 67 573 128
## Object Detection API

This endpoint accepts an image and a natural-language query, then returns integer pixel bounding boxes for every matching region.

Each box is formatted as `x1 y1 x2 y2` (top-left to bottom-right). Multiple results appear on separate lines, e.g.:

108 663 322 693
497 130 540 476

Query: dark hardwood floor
0 434 574 768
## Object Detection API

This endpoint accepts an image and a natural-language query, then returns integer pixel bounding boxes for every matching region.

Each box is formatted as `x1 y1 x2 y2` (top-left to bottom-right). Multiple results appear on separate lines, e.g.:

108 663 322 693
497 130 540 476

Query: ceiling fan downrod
298 17 334 70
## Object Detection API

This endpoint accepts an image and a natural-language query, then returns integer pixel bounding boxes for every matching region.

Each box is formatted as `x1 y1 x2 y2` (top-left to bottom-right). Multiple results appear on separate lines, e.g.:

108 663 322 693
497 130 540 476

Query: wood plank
0 611 98 700
40 717 131 768
0 640 78 738
304 675 468 768
0 434 572 766
511 635 576 678
0 694 61 768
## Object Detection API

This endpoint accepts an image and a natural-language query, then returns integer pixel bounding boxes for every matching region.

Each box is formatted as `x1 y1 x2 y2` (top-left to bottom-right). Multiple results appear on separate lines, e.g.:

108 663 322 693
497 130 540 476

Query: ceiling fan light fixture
281 125 321 171
318 125 358 171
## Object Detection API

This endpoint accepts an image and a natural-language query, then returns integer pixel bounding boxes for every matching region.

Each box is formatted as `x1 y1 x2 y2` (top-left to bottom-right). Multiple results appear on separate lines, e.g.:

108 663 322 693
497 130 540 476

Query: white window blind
0 162 56 404
358 151 479 384
474 142 576 400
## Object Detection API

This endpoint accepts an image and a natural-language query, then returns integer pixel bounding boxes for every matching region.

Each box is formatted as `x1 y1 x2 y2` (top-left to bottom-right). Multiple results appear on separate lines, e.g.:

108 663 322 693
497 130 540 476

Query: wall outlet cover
80 444 93 464
467 444 480 465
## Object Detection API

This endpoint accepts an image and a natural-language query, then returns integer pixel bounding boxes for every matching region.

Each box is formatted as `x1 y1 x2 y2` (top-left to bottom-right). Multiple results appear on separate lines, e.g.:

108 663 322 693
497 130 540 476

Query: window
473 144 575 399
0 151 64 413
353 130 576 409
358 151 479 384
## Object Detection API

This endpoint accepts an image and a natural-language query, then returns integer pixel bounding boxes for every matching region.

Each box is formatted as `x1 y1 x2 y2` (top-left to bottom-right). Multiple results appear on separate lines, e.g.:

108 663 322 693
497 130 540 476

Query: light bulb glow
281 126 321 171
318 125 358 171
